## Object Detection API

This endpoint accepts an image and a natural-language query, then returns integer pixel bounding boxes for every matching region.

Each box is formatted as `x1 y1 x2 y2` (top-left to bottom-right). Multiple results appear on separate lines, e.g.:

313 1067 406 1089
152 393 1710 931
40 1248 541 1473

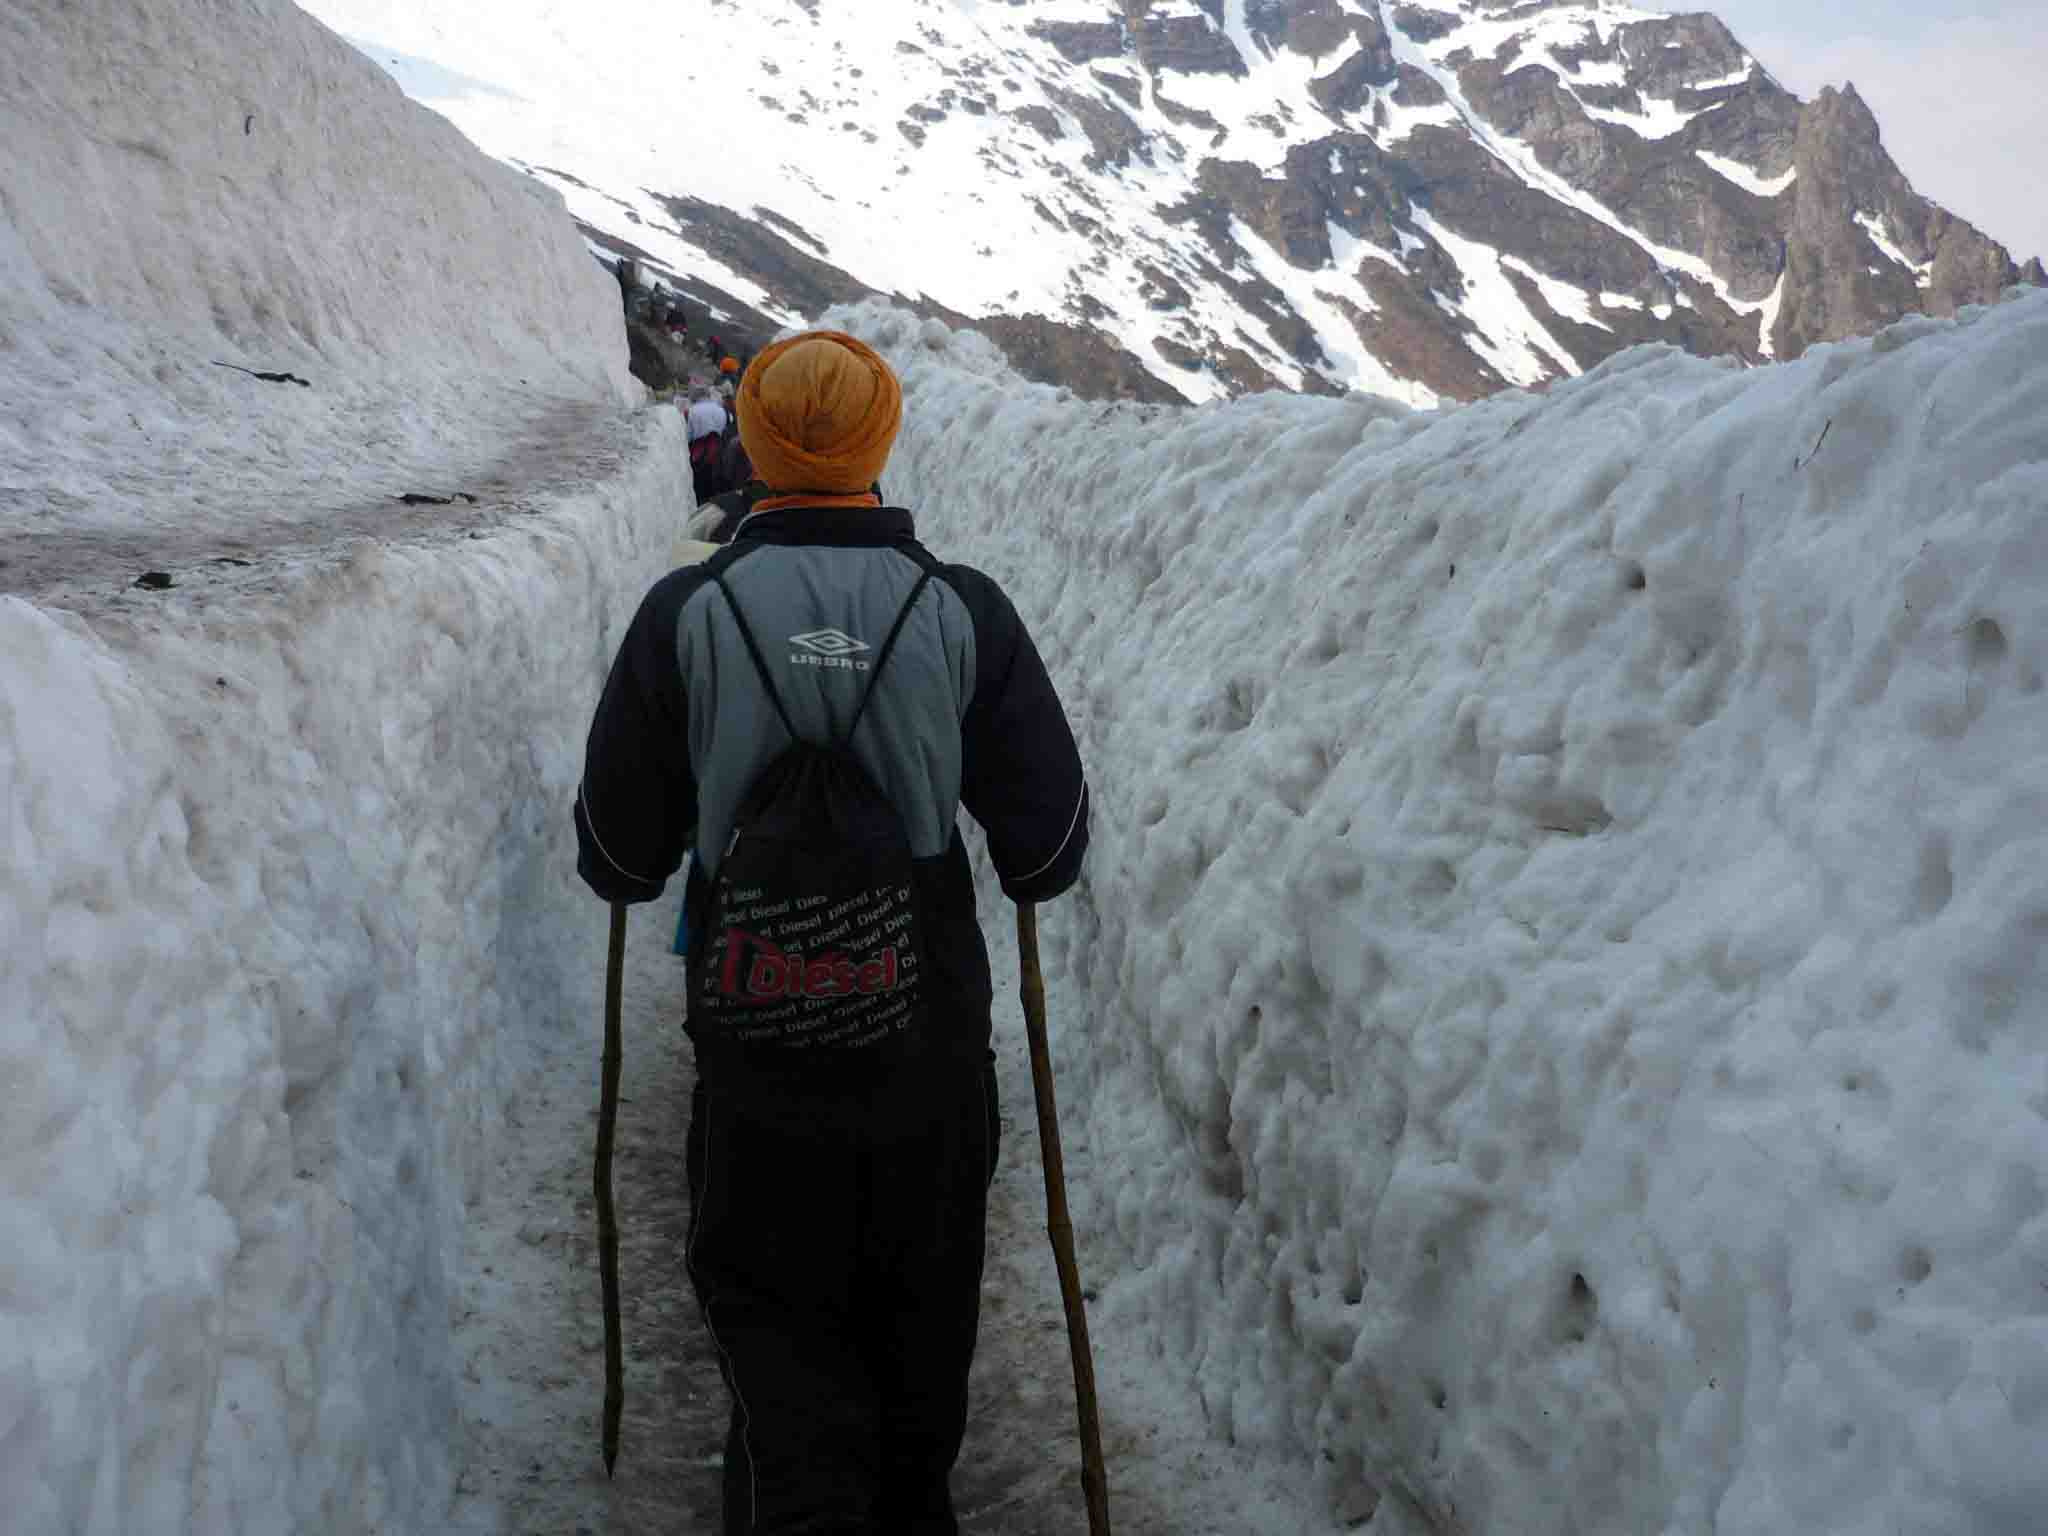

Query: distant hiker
715 413 751 491
685 390 730 504
685 390 729 441
690 471 876 555
574 329 1089 1535
672 424 761 560
674 479 759 566
704 333 723 364
665 303 689 341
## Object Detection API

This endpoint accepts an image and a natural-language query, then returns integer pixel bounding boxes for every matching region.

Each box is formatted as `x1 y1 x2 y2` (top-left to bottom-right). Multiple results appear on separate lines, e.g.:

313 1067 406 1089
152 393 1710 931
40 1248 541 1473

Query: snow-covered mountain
303 0 2041 405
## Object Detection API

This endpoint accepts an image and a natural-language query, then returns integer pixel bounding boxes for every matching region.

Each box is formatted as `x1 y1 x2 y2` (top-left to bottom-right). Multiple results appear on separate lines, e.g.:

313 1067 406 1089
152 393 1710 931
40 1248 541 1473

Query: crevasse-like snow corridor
11 3 2048 1533
443 882 1346 1535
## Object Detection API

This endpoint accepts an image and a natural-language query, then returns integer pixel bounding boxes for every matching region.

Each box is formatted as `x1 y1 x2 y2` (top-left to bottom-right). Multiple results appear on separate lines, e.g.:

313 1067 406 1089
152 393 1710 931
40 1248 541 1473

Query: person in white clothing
685 393 728 442
686 389 732 505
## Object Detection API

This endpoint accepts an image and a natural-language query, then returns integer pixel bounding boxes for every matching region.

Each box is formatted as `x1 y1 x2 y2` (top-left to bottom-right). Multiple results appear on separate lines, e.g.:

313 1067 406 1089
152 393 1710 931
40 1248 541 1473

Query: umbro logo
788 628 872 671
788 628 871 657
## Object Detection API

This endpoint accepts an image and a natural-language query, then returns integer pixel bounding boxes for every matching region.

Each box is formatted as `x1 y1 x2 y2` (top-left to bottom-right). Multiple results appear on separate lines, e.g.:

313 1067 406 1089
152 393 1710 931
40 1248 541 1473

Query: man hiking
684 387 731 505
573 329 1090 1534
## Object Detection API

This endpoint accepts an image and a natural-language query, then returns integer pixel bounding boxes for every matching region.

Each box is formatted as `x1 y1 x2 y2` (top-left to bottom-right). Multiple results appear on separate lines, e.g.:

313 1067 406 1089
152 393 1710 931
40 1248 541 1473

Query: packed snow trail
0 394 641 610
443 880 1351 1535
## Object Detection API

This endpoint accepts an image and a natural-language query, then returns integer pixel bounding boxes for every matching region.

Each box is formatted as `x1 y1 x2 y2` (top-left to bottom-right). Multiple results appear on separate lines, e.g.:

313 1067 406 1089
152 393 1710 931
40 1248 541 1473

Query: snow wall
0 0 636 545
2 474 677 1530
845 292 2048 1536
2 1 671 1530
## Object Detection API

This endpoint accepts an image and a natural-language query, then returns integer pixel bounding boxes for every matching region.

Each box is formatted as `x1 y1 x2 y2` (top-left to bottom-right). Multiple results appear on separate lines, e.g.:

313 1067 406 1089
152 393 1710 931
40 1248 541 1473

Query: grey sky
1701 0 2046 263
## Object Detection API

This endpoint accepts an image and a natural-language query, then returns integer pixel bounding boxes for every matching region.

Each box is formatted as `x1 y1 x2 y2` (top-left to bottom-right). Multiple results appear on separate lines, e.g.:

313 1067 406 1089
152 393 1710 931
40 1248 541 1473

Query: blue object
671 853 693 957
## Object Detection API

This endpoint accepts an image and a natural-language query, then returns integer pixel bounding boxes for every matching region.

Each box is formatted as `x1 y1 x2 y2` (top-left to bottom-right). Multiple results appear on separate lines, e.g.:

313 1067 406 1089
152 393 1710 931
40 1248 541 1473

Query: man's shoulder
671 538 722 568
704 486 761 542
639 554 723 619
912 549 1015 617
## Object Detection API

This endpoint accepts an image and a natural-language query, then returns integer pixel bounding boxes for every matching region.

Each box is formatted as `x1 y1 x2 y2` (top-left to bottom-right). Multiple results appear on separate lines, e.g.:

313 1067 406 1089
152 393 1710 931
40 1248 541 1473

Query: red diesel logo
717 927 901 1002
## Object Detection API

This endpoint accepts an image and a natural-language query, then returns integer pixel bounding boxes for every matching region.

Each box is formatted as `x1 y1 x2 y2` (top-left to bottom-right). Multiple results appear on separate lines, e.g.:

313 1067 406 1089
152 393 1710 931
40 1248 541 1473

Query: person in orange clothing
574 331 1089 1534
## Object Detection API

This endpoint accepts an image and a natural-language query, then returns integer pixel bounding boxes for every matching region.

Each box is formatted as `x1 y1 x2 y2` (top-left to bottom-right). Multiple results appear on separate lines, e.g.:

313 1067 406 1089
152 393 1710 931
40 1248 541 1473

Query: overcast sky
1705 0 2046 265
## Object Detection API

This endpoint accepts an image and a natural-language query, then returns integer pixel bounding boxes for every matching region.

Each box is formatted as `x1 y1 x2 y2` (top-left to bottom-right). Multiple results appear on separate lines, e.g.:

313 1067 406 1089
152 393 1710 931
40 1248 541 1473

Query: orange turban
736 331 902 495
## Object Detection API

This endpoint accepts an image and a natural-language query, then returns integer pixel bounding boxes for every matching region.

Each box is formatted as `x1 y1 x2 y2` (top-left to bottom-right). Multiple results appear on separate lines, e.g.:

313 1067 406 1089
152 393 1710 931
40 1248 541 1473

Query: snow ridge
856 288 2048 1536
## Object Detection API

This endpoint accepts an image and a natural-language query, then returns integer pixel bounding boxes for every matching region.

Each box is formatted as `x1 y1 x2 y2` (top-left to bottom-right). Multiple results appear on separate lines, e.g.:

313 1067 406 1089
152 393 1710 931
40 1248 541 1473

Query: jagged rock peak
1806 81 1882 139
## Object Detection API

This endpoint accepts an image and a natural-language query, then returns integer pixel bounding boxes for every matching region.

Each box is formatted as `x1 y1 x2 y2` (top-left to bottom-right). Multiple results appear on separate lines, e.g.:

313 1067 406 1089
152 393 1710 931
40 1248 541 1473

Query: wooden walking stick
1017 903 1112 1535
595 900 627 1475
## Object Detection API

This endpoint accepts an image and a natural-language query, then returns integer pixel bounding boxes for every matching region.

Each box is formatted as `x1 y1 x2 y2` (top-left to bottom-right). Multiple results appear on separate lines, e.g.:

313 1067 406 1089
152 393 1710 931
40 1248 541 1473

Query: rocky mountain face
548 0 2042 405
1775 82 2041 356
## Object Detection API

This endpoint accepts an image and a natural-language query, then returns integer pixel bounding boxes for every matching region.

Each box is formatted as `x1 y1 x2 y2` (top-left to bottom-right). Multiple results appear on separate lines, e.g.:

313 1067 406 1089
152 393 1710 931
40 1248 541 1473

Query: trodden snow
4 2 2047 1534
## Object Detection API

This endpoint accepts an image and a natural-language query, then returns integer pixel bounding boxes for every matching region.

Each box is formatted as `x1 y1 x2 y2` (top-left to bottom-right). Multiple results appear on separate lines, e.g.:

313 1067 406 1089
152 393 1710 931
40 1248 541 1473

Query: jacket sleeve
949 566 1090 903
574 571 702 903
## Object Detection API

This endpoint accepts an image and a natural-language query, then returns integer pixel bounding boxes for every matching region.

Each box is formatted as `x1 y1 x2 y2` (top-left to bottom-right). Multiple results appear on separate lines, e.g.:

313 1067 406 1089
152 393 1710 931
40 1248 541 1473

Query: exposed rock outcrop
1197 157 1333 268
1030 20 1126 67
1124 0 1245 78
1308 13 1398 116
1009 104 1064 143
1350 264 1507 399
1777 84 2022 355
929 306 1191 403
1045 84 1152 171
1454 55 1793 301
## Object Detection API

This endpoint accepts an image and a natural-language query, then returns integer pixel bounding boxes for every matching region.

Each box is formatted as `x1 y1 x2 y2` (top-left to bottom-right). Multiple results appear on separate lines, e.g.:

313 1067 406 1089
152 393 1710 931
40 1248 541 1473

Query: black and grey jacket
575 504 1089 1054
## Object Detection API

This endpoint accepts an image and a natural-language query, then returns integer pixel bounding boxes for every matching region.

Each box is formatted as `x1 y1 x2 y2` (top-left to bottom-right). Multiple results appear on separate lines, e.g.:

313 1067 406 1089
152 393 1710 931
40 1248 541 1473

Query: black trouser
685 1055 999 1535
691 448 722 506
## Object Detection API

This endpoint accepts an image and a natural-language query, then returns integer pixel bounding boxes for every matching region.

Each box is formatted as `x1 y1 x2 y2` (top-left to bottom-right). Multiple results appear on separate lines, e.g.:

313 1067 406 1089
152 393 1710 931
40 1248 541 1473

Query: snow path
444 880 1348 1534
1 393 643 611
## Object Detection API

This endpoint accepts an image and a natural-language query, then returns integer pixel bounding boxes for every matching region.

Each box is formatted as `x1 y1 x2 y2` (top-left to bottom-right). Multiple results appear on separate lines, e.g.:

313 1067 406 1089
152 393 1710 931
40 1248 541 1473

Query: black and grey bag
689 571 933 1061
